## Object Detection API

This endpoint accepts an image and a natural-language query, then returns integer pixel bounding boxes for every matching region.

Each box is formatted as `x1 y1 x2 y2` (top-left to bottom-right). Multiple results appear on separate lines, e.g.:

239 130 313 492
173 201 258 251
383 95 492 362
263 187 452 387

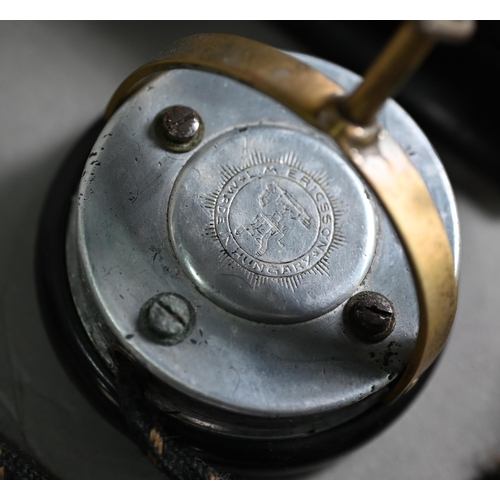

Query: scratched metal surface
1 20 499 479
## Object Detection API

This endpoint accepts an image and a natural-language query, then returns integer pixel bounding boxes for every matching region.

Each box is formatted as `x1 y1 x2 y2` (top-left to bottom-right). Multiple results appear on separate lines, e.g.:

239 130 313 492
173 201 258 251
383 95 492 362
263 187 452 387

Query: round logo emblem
169 125 376 323
213 162 335 279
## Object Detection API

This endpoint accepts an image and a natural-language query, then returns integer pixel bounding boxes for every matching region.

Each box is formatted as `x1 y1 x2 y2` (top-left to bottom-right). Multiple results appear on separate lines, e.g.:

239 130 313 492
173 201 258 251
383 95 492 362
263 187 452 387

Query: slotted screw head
139 293 195 346
344 291 396 343
156 105 204 152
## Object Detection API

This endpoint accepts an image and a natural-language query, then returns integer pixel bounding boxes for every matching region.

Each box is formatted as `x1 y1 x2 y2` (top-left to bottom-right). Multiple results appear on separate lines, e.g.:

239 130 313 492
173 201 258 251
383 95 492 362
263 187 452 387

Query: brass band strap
105 33 458 403
105 34 344 122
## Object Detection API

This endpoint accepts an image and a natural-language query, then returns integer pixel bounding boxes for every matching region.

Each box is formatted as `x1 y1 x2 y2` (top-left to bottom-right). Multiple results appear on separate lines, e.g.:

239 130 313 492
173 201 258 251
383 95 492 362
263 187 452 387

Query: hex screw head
156 105 204 153
139 293 195 346
344 291 396 343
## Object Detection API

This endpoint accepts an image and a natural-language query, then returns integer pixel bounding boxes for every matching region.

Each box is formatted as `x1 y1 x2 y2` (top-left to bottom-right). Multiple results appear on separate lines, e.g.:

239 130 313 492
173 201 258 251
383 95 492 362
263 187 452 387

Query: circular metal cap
66 53 459 438
169 125 376 323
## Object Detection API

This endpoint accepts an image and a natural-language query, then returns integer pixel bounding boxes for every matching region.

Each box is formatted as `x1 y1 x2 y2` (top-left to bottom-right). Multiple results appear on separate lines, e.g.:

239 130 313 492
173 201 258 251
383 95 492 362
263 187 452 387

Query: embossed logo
201 152 345 290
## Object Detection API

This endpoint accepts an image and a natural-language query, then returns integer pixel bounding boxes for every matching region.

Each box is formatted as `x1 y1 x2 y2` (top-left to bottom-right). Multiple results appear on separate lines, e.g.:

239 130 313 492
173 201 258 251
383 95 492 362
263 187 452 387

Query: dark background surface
1 20 500 479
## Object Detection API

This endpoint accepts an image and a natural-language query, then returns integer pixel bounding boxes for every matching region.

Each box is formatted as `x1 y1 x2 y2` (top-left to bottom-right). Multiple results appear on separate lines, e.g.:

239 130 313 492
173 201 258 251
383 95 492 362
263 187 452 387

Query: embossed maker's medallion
201 152 346 291
168 125 377 323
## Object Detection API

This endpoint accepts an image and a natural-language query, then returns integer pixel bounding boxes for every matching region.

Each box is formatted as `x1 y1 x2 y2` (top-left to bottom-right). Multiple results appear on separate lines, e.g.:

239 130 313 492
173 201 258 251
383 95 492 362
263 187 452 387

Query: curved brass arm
105 32 458 403
105 34 343 122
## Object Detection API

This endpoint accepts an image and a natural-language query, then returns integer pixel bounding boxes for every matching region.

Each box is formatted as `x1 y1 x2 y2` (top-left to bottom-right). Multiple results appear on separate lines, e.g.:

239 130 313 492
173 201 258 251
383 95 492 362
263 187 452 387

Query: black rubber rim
35 119 437 475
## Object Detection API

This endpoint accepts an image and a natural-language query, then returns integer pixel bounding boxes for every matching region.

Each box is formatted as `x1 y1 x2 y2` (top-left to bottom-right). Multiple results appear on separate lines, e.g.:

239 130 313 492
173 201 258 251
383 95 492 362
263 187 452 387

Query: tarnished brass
105 28 460 402
341 22 435 125
336 129 457 402
342 21 475 126
105 34 343 122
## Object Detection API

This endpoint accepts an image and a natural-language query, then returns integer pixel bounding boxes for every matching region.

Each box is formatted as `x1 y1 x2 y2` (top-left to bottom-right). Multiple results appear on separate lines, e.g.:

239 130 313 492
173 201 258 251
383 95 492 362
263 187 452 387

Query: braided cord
0 441 49 480
115 354 228 480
